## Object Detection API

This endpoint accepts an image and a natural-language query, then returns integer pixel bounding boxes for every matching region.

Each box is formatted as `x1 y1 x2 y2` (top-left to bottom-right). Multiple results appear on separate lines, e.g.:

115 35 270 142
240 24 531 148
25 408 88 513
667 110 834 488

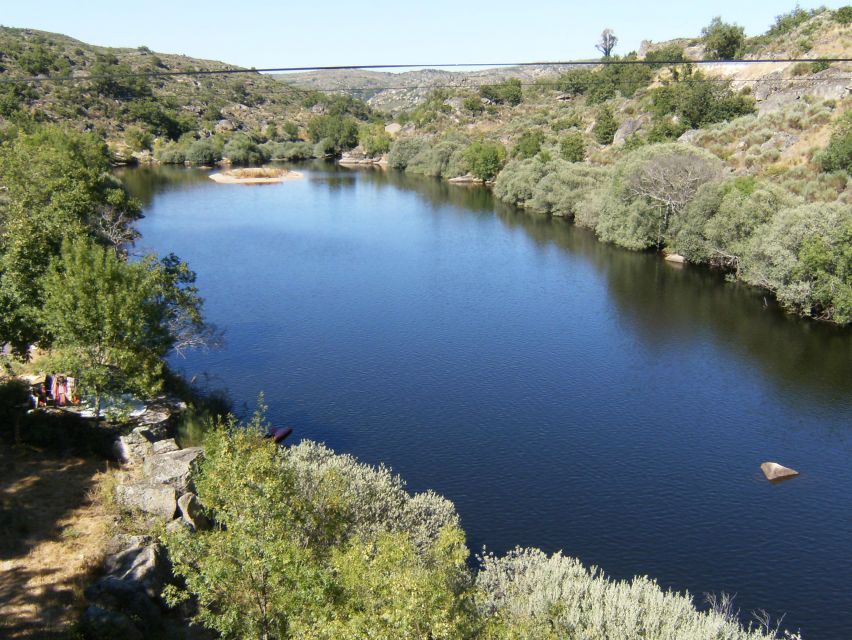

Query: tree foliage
165 414 477 639
592 106 618 145
0 126 141 352
464 141 507 181
512 130 545 159
649 71 755 132
480 79 523 106
40 238 204 414
701 17 745 60
307 114 359 155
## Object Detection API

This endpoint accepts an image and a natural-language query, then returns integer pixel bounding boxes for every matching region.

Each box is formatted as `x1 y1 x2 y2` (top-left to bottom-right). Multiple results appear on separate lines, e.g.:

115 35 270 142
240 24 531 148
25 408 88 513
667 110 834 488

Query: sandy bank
209 168 304 184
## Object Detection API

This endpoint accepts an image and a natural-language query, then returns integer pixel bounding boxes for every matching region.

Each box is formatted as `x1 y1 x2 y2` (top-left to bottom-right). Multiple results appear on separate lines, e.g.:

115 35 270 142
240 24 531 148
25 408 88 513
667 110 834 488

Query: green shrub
741 203 852 323
593 106 618 145
701 17 745 59
835 6 852 24
817 113 852 174
477 548 778 640
223 135 268 165
480 78 523 106
559 132 586 162
186 138 222 165
124 126 153 152
263 141 315 161
387 137 429 170
649 72 755 129
155 140 187 164
463 141 507 180
358 123 392 157
767 6 823 36
306 114 359 154
673 178 793 267
407 140 467 178
463 96 484 114
644 44 686 68
512 130 545 159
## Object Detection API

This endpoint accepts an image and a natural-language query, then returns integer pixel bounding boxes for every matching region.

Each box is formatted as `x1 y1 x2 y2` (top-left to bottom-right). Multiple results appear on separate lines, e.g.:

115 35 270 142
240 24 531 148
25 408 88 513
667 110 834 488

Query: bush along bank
82 404 799 639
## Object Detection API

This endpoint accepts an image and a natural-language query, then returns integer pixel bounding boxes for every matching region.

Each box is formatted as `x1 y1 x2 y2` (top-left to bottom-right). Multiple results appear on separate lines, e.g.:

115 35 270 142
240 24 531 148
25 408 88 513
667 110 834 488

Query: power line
66 75 852 104
1 57 850 85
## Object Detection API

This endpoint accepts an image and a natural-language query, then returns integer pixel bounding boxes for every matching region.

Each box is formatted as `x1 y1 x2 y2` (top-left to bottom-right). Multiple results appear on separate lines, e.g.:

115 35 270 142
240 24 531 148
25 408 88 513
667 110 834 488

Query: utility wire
1 57 851 85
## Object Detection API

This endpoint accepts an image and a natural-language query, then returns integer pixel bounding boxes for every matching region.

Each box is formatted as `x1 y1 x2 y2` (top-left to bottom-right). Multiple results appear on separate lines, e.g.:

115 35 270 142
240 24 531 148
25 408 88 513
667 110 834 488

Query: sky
1 0 848 71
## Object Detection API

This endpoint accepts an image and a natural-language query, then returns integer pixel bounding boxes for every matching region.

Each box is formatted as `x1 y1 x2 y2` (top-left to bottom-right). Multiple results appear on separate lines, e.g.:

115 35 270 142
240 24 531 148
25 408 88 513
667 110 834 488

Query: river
123 163 852 639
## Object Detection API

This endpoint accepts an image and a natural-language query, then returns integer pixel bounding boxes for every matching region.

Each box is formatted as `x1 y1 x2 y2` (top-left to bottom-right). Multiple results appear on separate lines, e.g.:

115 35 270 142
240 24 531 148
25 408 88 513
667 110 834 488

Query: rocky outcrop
613 116 648 146
83 543 173 638
115 481 177 520
85 400 214 638
143 447 203 493
754 69 851 113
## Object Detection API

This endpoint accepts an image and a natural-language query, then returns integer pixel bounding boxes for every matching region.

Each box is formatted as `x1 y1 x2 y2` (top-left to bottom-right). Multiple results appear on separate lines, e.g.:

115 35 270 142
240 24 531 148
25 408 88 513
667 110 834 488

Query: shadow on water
490 207 852 401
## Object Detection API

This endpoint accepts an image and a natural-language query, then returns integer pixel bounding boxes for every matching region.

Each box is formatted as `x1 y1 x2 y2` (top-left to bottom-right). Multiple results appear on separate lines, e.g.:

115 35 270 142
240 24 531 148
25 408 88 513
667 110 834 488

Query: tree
559 132 586 162
479 79 523 106
358 123 392 157
307 114 359 155
701 17 745 60
40 238 207 415
165 412 477 639
512 130 545 159
464 141 507 181
596 28 618 57
595 144 722 250
0 126 141 353
592 105 618 145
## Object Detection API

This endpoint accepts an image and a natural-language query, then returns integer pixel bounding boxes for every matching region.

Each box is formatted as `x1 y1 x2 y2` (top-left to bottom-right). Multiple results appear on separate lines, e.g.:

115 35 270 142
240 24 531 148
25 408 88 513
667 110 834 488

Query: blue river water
124 163 852 639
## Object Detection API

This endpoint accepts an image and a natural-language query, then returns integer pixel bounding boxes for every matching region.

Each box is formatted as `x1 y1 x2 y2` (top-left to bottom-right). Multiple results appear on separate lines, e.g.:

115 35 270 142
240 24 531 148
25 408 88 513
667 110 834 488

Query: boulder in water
761 461 799 482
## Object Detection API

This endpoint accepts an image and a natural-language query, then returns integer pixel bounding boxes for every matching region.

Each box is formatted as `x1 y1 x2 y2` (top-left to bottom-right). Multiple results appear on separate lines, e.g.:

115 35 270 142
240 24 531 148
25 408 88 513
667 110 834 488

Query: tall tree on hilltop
596 28 618 58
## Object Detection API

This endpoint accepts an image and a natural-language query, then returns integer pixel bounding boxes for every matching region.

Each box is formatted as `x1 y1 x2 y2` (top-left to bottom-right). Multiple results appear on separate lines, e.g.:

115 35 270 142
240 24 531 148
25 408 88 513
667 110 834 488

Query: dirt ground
0 448 113 638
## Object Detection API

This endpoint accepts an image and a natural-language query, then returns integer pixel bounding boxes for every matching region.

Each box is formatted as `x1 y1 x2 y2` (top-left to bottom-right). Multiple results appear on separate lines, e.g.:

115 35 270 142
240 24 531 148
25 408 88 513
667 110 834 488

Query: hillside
0 26 372 163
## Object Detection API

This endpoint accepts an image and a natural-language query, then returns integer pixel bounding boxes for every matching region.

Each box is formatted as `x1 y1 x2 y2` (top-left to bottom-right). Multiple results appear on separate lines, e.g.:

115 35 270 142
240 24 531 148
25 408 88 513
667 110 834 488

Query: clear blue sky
2 0 846 69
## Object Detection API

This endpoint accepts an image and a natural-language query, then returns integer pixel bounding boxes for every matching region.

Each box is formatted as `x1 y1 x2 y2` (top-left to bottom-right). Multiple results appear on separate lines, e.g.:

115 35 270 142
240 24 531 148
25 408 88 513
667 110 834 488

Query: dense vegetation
370 8 852 324
163 410 789 640
0 124 210 412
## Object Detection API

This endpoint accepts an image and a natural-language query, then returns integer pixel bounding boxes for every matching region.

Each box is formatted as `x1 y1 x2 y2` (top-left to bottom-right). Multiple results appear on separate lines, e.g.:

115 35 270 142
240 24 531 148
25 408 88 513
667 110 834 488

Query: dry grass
226 167 288 179
0 448 115 639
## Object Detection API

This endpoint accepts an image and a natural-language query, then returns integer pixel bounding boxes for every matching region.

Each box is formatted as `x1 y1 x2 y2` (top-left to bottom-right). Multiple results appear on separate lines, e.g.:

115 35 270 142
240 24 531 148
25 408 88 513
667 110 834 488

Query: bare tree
596 29 618 57
627 149 721 248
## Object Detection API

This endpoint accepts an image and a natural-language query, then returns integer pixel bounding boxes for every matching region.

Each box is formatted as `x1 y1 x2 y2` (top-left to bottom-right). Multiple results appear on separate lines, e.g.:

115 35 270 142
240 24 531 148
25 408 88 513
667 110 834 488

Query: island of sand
209 167 304 184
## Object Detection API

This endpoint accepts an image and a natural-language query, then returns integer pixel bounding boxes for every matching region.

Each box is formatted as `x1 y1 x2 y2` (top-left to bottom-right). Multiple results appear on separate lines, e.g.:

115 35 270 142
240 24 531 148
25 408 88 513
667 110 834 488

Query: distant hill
274 64 584 113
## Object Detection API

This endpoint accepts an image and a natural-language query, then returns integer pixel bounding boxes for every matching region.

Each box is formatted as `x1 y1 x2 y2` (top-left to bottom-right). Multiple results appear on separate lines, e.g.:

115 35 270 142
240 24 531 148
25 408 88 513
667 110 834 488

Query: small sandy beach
209 167 304 184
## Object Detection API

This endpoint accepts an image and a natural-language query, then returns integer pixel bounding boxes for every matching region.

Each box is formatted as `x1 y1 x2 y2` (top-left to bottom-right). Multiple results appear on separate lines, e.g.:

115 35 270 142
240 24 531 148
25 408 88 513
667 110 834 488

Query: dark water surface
124 164 852 639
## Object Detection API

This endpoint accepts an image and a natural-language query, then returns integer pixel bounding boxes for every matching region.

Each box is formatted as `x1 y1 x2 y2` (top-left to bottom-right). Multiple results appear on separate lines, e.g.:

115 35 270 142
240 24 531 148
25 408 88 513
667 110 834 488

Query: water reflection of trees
492 206 852 399
115 165 211 207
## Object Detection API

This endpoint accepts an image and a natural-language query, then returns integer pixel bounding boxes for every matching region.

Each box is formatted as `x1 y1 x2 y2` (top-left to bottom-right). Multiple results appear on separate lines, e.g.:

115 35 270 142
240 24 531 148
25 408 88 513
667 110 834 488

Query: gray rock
115 426 159 465
80 605 144 640
678 129 702 144
664 253 686 264
152 438 180 455
85 577 162 621
761 461 799 482
116 481 177 520
613 117 646 146
144 447 203 493
166 518 191 535
178 492 212 531
102 544 171 598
